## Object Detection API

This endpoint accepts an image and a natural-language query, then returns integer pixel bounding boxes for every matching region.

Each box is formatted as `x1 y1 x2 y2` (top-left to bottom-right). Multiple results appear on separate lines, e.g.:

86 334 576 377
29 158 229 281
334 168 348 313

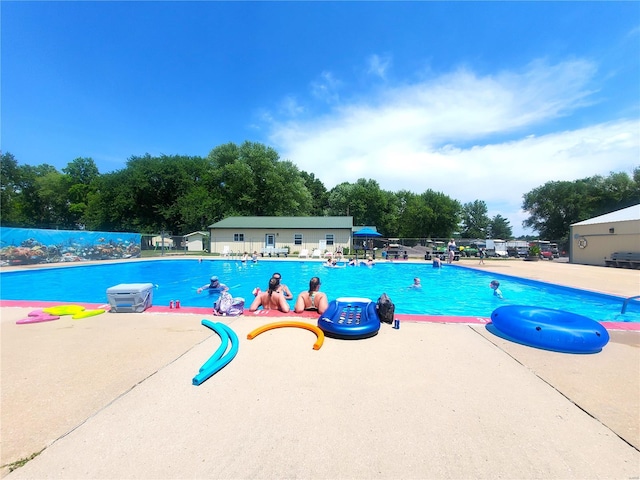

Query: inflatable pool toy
318 297 380 339
17 310 60 324
72 309 106 320
192 320 238 386
489 305 610 354
42 305 85 316
247 321 325 350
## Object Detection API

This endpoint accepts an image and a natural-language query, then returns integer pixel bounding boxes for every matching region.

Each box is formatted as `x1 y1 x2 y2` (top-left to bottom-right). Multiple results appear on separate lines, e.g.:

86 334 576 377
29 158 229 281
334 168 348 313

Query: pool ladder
621 295 640 314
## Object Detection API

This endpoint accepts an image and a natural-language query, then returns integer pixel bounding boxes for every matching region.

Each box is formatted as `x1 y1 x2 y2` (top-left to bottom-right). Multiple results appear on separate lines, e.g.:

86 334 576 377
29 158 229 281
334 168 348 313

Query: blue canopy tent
353 227 383 259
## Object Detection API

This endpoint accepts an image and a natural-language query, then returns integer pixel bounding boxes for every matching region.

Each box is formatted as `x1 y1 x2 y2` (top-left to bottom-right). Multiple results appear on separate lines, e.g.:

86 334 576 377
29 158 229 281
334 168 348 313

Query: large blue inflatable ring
489 305 610 354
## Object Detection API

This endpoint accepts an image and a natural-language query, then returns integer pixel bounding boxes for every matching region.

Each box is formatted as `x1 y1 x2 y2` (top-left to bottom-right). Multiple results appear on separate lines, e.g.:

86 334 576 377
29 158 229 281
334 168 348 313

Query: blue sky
2 1 639 236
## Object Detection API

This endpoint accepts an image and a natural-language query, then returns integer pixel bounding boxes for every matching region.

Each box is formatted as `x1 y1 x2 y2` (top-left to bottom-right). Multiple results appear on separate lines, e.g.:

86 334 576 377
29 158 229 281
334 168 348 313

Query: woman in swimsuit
294 277 328 314
249 277 290 312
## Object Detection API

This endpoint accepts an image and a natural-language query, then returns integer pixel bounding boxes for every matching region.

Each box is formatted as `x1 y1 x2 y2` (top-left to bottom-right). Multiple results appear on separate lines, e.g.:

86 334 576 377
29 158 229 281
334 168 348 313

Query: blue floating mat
318 297 380 339
489 305 610 354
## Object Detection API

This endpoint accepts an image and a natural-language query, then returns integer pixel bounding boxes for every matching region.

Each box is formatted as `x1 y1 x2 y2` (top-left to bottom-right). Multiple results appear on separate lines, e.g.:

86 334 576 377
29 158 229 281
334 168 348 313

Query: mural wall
0 228 141 266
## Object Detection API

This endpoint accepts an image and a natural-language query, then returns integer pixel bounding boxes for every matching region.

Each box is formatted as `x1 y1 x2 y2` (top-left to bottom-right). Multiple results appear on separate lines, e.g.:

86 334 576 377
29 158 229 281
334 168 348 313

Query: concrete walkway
1 259 639 479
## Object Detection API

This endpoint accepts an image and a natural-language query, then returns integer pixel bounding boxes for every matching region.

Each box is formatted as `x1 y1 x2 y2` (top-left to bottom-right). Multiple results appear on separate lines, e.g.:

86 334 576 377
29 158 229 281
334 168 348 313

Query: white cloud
310 71 342 104
278 96 304 117
367 54 391 79
265 59 639 236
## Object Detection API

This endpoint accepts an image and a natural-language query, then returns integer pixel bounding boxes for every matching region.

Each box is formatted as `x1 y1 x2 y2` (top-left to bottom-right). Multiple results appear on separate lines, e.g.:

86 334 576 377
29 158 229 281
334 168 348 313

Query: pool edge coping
2 299 637 331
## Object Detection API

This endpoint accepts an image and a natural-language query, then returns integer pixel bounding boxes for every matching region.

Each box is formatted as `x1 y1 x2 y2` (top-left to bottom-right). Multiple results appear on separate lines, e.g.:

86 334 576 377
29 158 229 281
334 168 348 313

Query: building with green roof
207 216 356 256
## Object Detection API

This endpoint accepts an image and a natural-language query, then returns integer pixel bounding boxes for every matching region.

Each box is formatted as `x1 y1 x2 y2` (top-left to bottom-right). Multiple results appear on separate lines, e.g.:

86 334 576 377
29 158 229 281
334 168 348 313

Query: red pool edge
1 300 638 331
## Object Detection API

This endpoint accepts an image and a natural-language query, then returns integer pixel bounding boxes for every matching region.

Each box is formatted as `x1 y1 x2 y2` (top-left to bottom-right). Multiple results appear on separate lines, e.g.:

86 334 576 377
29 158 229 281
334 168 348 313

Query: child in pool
490 280 503 299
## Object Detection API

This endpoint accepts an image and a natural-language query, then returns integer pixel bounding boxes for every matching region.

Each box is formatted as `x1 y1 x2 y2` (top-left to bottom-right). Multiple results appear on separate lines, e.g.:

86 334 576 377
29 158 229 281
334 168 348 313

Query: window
326 234 334 246
294 234 303 245
233 233 244 242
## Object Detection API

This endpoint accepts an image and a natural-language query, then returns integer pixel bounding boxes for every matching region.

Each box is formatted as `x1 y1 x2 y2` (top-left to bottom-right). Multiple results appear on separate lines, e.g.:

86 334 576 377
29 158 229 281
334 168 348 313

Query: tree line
1 141 638 243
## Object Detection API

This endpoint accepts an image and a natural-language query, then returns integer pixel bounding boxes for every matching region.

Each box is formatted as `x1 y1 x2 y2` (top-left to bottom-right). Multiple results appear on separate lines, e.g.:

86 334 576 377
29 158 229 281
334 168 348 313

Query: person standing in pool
197 276 229 294
490 280 503 299
294 277 329 314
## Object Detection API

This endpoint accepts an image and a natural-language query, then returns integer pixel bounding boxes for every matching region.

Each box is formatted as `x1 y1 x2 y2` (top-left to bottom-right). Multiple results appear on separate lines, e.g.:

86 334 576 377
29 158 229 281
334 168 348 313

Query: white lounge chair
311 249 322 258
222 246 230 258
299 249 309 258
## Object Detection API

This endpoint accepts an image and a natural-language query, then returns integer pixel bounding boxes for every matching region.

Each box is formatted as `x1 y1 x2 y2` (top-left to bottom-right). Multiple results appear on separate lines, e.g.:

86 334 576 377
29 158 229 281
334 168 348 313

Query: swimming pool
1 259 638 322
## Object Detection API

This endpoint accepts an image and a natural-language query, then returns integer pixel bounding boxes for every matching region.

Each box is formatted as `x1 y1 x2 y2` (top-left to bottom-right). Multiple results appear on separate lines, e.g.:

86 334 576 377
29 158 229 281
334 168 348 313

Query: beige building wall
185 233 206 252
151 235 174 248
208 227 353 255
571 219 640 266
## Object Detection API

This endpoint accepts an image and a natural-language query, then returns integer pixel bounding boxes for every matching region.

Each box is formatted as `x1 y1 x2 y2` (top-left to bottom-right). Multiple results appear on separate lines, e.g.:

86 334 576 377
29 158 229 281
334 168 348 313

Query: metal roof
208 216 353 229
571 204 640 226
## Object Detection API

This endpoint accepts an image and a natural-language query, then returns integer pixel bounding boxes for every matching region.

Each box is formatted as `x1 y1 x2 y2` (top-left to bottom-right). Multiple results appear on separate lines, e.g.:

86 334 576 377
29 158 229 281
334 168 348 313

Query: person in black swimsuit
294 277 329 314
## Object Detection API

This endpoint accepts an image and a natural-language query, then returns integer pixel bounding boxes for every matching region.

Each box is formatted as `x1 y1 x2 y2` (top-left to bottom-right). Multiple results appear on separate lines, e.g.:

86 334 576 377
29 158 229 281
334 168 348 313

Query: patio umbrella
353 227 382 238
353 227 382 258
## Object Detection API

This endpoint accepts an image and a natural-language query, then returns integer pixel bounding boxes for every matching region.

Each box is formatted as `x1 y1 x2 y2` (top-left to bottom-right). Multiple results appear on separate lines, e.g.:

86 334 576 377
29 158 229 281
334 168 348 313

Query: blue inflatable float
318 297 380 339
489 305 609 354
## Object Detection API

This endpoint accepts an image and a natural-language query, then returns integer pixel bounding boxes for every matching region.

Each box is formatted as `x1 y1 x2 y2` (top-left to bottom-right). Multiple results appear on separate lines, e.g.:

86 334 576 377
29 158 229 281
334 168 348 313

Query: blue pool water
1 259 638 322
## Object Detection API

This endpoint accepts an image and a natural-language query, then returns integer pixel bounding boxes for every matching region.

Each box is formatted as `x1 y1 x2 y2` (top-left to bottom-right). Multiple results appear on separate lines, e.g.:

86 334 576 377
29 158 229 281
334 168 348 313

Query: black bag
376 293 395 324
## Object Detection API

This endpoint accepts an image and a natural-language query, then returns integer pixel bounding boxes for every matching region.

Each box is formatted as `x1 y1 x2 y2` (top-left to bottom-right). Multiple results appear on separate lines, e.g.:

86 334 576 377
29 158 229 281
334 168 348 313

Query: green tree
62 157 100 228
523 179 594 240
397 189 461 239
488 214 512 239
459 200 490 238
521 169 639 241
0 152 21 225
10 163 61 228
300 171 329 216
327 179 395 234
590 169 640 215
209 141 313 217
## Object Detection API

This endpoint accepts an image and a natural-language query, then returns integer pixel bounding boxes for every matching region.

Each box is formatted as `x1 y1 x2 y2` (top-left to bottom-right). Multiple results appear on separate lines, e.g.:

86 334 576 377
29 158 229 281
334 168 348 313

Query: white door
318 239 326 251
265 234 276 247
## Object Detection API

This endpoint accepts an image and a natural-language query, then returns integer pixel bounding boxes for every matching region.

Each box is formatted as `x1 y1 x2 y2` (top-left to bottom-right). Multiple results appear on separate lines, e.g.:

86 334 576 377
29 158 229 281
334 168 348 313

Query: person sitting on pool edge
271 272 293 300
249 277 290 312
490 280 503 299
294 276 329 314
197 276 229 294
252 272 293 300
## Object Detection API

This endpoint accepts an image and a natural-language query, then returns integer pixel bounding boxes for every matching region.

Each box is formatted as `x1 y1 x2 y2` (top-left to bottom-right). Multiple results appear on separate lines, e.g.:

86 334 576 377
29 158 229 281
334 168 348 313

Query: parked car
540 247 554 260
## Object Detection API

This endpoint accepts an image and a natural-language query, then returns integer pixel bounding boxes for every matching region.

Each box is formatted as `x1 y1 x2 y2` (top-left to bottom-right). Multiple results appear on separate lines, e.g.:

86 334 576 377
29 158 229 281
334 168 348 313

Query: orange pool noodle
247 321 325 350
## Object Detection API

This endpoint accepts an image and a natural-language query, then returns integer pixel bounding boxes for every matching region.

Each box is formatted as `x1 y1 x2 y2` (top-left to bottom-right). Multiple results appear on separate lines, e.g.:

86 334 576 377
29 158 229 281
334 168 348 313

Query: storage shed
570 204 640 266
183 231 208 252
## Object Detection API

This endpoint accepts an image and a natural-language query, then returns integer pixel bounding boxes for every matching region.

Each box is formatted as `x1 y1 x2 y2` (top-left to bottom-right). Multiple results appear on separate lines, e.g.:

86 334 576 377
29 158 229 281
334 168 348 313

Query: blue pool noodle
192 320 239 386
198 320 229 372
